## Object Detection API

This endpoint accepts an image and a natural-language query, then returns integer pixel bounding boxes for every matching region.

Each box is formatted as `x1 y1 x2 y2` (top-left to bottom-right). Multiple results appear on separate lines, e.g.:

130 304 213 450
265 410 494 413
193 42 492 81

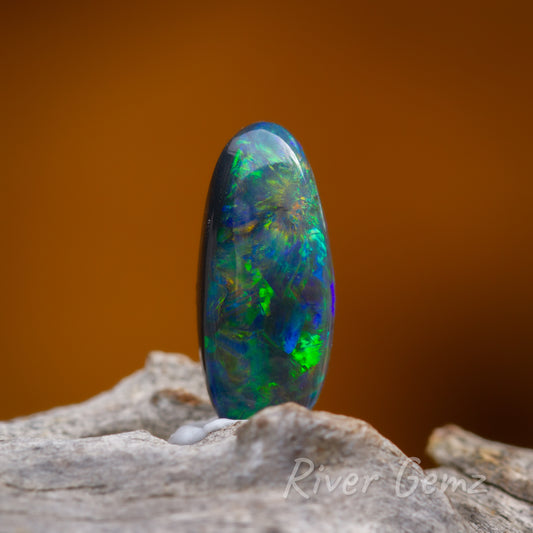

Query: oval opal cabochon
198 122 335 419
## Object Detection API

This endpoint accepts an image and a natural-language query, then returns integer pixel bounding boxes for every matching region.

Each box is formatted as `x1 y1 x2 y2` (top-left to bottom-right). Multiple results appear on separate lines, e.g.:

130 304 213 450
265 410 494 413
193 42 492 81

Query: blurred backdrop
2 1 532 462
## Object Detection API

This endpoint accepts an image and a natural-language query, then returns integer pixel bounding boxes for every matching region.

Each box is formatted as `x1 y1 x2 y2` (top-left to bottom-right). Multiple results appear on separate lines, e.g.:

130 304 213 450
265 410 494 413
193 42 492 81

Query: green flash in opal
198 122 335 419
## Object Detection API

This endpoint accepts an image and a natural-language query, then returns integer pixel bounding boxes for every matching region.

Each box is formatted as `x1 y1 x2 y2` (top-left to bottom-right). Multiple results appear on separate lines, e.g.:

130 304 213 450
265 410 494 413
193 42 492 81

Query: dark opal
198 122 334 419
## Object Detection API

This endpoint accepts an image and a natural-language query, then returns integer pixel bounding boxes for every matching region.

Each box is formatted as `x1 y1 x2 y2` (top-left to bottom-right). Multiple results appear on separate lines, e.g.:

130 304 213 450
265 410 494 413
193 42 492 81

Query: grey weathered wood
426 424 533 533
0 351 215 442
427 424 533 503
427 466 533 533
0 352 531 532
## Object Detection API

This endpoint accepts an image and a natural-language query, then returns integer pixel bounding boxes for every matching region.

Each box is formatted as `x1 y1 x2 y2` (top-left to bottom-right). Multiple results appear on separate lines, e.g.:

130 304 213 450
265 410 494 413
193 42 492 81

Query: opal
198 122 335 419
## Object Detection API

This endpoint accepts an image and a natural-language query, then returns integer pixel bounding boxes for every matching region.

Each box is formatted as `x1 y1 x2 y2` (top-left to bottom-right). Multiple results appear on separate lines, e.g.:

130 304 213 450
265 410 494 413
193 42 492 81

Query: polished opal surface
198 122 334 419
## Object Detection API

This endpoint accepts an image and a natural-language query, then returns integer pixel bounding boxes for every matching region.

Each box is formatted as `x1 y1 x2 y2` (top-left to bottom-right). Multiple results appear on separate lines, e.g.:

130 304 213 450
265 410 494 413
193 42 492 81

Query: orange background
2 1 532 461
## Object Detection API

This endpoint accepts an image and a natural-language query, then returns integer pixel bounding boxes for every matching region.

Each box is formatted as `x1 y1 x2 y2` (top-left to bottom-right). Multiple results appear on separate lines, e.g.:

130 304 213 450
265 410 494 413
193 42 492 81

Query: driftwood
1 352 531 532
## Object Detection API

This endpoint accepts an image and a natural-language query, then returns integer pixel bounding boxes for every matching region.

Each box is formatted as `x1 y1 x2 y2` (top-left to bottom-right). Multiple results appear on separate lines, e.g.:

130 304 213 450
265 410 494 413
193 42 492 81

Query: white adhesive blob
168 417 240 445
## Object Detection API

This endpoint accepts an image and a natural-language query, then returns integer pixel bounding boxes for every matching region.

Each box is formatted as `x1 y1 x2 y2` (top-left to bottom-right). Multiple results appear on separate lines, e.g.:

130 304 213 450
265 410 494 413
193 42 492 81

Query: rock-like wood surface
1 352 531 532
